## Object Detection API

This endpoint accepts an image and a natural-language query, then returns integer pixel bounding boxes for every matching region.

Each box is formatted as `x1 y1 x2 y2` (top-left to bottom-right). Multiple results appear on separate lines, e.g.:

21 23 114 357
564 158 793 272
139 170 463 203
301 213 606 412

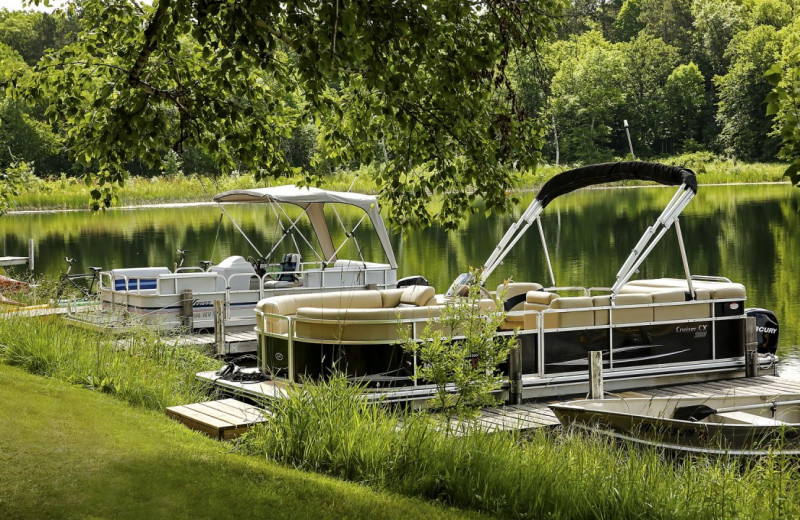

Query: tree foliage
715 25 784 161
17 0 565 225
402 271 514 421
766 18 800 186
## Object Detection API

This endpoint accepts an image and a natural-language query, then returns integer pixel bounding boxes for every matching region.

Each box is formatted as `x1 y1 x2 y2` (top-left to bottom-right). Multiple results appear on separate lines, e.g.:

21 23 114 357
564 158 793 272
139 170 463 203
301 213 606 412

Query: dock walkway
178 374 800 439
467 375 800 432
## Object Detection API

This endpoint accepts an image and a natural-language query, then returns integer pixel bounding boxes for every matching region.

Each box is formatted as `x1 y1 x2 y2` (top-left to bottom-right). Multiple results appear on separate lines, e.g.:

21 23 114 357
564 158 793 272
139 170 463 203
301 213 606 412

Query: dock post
214 299 226 356
745 316 759 378
588 350 604 399
181 290 193 330
27 239 34 270
508 341 523 405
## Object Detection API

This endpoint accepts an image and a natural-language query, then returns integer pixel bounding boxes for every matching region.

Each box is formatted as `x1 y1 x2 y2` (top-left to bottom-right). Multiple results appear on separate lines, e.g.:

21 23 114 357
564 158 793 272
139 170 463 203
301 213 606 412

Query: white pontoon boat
100 186 413 335
228 162 780 400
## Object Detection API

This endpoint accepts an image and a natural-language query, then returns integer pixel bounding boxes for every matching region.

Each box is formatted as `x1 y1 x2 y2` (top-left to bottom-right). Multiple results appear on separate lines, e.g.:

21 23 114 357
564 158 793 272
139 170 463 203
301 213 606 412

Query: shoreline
5 180 793 216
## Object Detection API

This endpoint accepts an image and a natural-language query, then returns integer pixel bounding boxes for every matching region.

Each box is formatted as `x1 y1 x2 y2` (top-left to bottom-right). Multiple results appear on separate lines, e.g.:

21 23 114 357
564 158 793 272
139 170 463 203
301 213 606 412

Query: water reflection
2 184 799 376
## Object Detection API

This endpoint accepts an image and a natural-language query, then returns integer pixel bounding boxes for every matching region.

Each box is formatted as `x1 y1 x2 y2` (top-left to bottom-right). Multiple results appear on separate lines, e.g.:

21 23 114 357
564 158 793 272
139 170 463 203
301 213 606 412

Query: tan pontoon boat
233 162 780 399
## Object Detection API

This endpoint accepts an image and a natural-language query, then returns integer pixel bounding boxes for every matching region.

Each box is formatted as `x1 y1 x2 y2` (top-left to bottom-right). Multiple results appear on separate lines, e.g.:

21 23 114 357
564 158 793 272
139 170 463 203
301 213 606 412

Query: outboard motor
396 275 428 288
745 308 779 355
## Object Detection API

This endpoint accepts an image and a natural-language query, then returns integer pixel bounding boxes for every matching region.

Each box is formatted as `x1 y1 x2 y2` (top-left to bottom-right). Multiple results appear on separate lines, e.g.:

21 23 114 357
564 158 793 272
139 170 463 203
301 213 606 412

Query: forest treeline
0 1 797 179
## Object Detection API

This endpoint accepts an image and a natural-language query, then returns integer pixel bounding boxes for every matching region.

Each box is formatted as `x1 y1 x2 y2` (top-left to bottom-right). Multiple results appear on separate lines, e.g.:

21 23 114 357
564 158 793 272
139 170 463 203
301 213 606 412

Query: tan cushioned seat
294 305 443 342
523 295 592 330
624 278 746 300
380 288 406 308
707 285 746 299
593 294 653 325
547 296 594 329
651 290 712 321
255 290 383 333
497 282 543 307
400 285 436 306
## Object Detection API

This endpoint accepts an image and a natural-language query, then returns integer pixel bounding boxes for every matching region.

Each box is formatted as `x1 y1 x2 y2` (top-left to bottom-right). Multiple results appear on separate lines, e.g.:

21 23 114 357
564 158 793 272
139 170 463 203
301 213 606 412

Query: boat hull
551 395 800 455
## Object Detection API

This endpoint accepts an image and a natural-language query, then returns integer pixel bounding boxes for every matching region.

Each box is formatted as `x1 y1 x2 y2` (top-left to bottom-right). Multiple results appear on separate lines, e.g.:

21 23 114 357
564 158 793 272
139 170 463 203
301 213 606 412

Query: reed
241 376 800 519
0 316 219 410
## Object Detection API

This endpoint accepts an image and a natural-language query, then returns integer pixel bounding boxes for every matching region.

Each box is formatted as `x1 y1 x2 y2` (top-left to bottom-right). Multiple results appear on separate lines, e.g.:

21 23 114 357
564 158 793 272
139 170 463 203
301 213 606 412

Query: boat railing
257 292 746 381
691 275 733 283
175 266 205 273
255 308 475 384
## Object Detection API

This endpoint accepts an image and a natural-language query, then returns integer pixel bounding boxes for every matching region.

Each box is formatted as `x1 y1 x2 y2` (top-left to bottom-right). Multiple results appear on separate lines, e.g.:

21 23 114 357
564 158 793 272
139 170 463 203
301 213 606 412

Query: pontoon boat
100 186 413 336
241 162 780 399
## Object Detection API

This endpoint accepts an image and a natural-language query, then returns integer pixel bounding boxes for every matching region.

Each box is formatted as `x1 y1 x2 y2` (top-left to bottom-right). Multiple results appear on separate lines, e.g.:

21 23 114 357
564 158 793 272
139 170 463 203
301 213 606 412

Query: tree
715 25 783 160
765 19 800 186
548 31 626 162
744 0 793 29
402 271 513 421
663 62 707 149
638 0 694 55
18 0 566 227
618 33 681 153
613 0 644 42
691 0 744 78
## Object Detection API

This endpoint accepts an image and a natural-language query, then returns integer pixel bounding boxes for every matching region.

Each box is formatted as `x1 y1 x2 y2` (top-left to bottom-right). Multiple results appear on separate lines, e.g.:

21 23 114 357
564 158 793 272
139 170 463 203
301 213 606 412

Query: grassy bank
241 377 800 519
7 157 790 211
0 363 479 520
0 316 218 411
3 316 800 518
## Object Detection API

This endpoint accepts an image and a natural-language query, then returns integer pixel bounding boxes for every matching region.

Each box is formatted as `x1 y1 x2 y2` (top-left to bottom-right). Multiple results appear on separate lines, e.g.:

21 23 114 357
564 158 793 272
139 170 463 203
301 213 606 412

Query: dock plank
166 398 268 440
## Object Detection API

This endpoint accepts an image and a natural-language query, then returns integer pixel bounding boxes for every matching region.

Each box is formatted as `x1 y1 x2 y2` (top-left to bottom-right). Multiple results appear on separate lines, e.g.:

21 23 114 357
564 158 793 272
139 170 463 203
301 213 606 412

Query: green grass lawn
0 363 481 520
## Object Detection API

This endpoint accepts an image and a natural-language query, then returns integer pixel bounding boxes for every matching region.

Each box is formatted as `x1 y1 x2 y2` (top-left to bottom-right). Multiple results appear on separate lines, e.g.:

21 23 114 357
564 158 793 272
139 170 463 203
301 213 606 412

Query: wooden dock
180 373 800 440
0 239 34 269
464 375 800 433
173 330 258 354
166 398 269 439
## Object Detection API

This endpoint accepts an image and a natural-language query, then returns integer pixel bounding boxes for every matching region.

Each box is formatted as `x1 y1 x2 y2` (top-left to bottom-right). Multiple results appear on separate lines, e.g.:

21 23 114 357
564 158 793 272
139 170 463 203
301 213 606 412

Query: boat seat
623 278 746 300
380 288 406 308
398 285 436 307
209 255 257 291
592 294 653 325
155 272 225 294
713 411 788 426
256 290 384 334
294 305 444 341
651 289 712 321
523 295 593 330
499 283 544 311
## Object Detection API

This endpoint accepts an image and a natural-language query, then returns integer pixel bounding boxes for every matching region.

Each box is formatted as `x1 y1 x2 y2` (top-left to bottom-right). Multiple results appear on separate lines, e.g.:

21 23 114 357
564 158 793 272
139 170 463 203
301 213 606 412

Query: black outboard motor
745 308 779 355
396 275 428 288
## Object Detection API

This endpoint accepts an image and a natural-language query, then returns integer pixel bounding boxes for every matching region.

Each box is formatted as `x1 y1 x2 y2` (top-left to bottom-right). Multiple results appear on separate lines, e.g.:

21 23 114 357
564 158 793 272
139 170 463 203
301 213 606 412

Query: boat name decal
675 324 708 338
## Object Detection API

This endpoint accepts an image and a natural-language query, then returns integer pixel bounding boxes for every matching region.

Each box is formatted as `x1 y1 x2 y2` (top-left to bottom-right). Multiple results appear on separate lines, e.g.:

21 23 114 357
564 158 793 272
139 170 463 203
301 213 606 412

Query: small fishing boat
550 394 800 455
99 186 417 338
239 161 781 399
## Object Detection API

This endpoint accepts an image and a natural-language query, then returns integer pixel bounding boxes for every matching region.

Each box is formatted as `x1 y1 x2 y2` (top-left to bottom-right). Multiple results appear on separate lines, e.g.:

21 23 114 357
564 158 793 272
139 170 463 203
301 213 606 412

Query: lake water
3 183 799 377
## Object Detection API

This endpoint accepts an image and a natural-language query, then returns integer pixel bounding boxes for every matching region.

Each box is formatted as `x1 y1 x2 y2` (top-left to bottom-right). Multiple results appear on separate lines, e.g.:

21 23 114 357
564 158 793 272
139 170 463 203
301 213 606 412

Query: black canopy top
535 161 697 208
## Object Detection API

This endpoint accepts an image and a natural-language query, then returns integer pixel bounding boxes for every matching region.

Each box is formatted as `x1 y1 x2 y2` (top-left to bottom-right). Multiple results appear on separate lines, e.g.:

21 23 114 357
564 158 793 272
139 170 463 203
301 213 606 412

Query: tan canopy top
214 186 397 268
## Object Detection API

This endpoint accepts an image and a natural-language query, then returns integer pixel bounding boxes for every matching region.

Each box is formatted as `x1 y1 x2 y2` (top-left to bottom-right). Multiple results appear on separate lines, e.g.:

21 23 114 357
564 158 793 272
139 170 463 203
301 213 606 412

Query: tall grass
0 316 219 410
241 376 800 519
7 157 790 212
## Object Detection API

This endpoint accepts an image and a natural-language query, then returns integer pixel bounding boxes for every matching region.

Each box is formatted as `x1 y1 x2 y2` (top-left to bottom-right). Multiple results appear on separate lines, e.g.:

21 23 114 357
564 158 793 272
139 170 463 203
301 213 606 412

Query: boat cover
536 161 697 208
213 186 397 268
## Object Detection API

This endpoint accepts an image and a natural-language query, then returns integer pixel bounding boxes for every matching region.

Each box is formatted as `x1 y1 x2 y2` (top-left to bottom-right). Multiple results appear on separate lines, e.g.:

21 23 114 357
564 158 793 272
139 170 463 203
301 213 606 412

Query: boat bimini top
451 161 698 299
214 185 397 269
